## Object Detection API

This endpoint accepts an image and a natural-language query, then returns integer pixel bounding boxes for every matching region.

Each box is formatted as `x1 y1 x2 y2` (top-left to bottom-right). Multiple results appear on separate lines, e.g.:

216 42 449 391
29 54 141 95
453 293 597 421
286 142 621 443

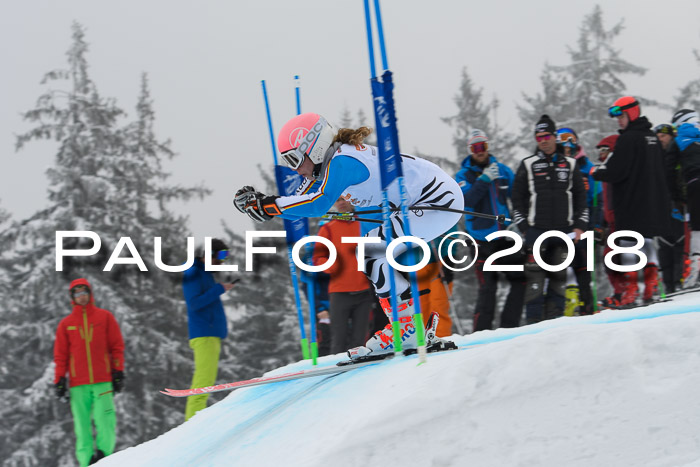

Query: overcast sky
1 0 699 240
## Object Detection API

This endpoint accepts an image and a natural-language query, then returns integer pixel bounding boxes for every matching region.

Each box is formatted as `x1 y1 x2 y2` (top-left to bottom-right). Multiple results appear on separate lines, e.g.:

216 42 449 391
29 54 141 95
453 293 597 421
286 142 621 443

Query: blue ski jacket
183 259 228 340
455 155 513 241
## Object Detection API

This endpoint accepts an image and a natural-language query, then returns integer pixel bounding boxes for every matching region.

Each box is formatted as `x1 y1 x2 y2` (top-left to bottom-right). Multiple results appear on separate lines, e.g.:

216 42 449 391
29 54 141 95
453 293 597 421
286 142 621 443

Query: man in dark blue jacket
455 129 525 330
182 238 235 421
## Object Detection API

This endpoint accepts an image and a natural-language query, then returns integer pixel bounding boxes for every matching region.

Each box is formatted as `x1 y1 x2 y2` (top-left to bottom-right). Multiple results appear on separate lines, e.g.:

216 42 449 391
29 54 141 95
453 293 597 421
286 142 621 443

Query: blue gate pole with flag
295 75 319 365
363 0 427 361
261 79 310 361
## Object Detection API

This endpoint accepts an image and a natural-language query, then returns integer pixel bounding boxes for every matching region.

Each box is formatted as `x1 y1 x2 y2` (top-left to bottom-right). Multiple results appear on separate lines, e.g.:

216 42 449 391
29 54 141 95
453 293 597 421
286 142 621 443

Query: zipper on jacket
82 307 94 384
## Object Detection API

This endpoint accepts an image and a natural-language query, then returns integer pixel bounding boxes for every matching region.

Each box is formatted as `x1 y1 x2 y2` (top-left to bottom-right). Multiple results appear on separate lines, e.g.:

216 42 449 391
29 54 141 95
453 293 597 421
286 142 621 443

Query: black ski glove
112 370 124 394
55 377 68 402
234 187 281 223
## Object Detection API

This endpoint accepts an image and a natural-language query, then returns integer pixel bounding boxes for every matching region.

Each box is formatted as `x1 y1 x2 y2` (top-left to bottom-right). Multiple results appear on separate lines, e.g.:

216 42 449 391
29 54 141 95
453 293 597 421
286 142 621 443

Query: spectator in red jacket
54 278 125 467
313 198 374 354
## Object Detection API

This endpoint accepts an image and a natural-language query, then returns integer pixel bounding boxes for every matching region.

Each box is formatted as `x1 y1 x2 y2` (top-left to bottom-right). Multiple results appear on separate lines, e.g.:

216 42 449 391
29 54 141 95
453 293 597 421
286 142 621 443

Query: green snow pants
185 336 221 421
69 382 116 467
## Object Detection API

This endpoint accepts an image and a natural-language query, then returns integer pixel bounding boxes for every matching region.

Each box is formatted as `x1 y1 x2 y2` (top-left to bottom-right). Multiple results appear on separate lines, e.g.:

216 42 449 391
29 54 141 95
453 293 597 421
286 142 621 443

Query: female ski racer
234 113 462 360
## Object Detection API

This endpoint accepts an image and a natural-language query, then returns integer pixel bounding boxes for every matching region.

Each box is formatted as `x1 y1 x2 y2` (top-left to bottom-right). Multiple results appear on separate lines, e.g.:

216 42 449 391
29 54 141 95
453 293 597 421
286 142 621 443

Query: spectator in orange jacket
313 198 374 354
53 278 125 467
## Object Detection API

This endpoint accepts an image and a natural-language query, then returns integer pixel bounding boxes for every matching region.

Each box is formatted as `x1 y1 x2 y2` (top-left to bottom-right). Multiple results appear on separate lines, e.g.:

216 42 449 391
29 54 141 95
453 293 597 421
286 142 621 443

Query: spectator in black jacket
512 114 589 324
591 97 672 305
655 123 686 294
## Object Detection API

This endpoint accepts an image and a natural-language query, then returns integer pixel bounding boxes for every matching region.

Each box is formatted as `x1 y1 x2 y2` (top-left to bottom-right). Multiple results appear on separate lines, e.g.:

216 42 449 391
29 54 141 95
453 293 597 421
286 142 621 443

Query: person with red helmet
53 279 125 466
234 113 463 360
591 97 672 306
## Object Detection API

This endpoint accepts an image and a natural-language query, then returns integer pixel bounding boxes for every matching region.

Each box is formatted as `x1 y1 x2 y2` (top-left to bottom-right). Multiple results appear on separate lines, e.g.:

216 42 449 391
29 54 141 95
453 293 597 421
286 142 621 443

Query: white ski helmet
277 113 337 169
671 108 699 127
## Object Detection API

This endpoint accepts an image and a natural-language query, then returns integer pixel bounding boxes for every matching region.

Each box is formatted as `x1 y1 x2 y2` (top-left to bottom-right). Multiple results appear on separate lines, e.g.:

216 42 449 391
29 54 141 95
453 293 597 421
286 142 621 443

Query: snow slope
100 294 700 467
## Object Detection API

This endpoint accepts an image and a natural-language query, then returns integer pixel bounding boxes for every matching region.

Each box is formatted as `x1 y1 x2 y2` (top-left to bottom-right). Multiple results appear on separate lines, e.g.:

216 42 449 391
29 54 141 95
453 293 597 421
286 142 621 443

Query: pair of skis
162 312 457 398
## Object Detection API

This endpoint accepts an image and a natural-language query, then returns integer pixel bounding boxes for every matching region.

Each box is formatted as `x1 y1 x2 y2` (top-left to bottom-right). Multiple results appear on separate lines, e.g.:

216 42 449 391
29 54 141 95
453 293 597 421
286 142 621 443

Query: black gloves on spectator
112 370 124 393
55 377 68 402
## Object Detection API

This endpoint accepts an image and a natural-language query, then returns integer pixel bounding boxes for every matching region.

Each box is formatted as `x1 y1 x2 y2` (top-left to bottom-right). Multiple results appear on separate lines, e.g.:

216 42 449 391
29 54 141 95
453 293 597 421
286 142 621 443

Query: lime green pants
185 336 221 421
69 382 116 467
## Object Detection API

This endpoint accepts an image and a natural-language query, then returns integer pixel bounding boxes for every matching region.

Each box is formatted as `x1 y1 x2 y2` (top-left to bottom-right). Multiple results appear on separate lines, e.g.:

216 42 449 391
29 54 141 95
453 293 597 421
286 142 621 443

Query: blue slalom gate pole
261 80 310 361
295 75 319 365
363 0 426 361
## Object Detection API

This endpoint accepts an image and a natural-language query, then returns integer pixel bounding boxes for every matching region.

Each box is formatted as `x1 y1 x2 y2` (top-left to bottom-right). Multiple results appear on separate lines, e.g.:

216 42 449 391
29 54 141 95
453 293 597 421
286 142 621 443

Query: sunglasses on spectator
215 250 229 261
72 291 89 298
597 147 610 155
470 142 488 153
608 101 639 118
535 134 553 142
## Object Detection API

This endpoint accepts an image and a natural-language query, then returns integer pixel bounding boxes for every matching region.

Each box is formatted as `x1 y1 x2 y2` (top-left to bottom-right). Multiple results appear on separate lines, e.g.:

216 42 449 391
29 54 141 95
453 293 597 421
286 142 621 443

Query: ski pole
295 76 318 365
326 205 510 223
429 243 464 335
261 80 310 361
365 0 427 361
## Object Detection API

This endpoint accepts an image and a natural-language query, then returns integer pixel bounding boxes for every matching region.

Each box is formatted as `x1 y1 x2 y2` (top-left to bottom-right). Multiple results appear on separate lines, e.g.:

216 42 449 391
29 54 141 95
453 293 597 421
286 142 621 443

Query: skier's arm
592 135 633 183
183 270 225 312
459 170 491 211
106 312 125 372
572 169 590 231
510 162 530 232
53 321 69 384
275 156 370 218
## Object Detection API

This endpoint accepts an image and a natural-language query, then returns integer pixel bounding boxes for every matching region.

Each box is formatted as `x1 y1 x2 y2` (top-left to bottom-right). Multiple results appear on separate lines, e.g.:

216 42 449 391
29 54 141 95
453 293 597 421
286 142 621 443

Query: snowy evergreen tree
675 49 700 113
0 23 207 466
518 5 646 154
442 67 519 167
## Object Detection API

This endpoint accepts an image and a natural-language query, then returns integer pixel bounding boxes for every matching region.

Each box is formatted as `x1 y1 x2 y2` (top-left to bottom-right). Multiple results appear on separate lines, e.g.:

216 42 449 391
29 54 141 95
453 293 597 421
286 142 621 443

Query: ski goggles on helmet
556 131 576 144
281 148 305 170
535 133 553 142
470 142 488 153
608 100 639 118
215 249 229 261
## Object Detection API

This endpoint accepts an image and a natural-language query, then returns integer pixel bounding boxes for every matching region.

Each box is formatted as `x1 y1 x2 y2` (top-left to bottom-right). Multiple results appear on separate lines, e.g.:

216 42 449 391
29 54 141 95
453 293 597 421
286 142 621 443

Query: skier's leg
543 243 568 320
329 292 353 354
348 289 374 349
501 269 526 327
351 206 461 357
69 384 95 467
92 381 117 457
185 336 221 421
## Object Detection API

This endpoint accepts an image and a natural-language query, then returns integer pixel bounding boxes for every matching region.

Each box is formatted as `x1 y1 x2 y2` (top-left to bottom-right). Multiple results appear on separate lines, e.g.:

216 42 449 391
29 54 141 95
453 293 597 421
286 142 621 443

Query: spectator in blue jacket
182 238 236 421
455 129 525 331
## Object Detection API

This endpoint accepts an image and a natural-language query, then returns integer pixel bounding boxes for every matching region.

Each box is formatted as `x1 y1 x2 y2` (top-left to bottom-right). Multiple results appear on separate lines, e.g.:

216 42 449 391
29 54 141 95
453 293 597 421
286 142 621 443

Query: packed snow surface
100 294 700 467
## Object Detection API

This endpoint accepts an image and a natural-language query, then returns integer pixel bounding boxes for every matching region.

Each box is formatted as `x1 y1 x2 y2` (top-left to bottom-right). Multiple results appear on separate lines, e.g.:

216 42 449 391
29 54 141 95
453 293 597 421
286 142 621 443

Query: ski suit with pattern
275 143 464 298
